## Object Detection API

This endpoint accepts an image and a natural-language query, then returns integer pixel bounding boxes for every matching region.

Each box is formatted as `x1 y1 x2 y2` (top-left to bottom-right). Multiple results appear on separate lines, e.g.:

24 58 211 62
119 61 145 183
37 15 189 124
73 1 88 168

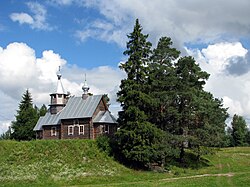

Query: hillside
0 140 250 187
0 140 129 186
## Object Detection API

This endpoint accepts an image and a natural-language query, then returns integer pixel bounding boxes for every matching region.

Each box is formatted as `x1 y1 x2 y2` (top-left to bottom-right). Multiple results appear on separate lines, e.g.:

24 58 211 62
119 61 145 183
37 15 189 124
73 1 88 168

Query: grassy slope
0 140 250 187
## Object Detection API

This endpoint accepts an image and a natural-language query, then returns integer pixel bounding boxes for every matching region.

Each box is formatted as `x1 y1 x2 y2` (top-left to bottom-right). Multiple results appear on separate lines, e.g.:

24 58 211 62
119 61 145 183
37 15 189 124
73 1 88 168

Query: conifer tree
231 114 248 146
148 36 180 131
115 19 176 168
117 18 152 127
39 104 47 116
11 90 39 140
173 57 228 160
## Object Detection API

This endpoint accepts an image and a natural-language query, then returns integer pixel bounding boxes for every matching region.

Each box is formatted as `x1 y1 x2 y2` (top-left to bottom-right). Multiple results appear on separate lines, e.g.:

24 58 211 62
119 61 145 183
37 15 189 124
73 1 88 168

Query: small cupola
82 74 90 100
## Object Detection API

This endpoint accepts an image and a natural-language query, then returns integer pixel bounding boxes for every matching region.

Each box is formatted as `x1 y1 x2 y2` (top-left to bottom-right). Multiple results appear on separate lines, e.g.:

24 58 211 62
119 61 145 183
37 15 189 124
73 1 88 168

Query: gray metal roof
93 111 117 124
33 95 105 131
59 95 102 119
33 111 61 130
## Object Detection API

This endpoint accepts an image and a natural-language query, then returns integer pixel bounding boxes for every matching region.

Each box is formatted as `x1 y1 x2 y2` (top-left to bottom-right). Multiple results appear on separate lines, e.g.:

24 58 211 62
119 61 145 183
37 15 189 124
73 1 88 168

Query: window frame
104 125 109 133
79 125 84 135
68 125 74 135
51 127 57 136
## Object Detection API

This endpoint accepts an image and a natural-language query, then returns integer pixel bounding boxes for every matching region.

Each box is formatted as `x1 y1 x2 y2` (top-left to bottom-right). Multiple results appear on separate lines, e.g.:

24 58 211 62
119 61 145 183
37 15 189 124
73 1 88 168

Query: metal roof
93 111 117 124
33 111 61 130
33 95 105 131
59 95 102 119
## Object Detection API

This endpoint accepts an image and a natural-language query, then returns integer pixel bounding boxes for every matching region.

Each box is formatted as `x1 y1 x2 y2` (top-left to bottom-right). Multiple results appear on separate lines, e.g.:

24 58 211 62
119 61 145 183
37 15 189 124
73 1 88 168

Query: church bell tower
49 67 69 114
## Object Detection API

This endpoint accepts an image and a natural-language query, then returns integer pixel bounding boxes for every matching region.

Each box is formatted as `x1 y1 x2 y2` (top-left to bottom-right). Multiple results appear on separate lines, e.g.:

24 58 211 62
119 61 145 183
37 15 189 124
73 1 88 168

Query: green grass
0 140 250 187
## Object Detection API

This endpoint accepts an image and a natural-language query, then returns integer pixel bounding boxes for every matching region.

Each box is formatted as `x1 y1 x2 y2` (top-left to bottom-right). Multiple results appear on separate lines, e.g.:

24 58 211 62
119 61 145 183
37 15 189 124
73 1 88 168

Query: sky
0 0 250 134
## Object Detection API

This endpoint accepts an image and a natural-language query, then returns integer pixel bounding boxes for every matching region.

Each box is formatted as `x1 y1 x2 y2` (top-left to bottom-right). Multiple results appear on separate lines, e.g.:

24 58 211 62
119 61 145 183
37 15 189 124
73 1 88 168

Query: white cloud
187 42 250 121
48 0 75 6
75 19 127 47
9 13 34 25
0 42 124 134
70 0 250 52
10 2 53 31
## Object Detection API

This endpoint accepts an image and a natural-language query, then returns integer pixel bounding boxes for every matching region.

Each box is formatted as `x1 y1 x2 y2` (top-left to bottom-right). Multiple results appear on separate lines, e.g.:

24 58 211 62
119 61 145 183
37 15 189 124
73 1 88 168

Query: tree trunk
179 143 185 163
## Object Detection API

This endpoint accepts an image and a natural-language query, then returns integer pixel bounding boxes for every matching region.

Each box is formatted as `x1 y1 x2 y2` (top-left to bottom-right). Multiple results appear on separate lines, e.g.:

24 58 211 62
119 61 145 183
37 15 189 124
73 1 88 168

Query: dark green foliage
245 129 250 145
117 18 152 127
11 90 39 141
225 126 234 146
0 127 11 140
10 90 47 141
114 122 178 168
231 114 248 146
115 19 229 168
120 18 152 83
116 19 176 168
173 57 228 160
96 135 112 155
39 104 47 117
147 37 180 131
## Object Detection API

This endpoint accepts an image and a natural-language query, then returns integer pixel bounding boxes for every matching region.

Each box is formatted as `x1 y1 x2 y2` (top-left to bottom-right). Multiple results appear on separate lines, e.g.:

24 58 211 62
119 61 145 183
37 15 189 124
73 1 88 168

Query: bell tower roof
55 66 66 94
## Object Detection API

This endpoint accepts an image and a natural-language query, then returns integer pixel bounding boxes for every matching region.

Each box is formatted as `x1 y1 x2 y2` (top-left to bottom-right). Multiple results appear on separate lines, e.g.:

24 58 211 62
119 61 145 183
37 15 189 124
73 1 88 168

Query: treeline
226 114 250 147
0 90 47 140
100 19 249 168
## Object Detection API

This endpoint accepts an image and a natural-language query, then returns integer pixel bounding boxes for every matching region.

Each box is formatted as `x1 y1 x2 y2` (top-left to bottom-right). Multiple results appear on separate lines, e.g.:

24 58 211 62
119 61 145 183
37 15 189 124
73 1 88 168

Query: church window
104 125 109 133
79 125 84 135
51 127 57 136
68 125 74 135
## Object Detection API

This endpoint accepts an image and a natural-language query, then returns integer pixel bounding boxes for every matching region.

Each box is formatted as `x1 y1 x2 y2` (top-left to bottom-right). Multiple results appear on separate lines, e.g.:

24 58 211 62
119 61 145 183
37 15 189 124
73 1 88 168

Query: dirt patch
238 153 250 156
161 173 234 181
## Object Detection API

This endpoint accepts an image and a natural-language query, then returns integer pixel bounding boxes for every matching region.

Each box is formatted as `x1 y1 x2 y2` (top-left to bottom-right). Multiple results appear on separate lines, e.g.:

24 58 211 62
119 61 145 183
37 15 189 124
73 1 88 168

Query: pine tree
148 36 180 131
11 90 39 140
176 57 228 160
188 92 228 158
231 114 248 146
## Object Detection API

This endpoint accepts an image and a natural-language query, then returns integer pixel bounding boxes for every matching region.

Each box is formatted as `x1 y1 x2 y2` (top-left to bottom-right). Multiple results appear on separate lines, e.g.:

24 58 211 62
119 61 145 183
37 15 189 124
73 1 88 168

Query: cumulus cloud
10 2 53 31
225 51 250 76
75 19 127 47
0 42 124 134
69 0 250 52
187 42 250 121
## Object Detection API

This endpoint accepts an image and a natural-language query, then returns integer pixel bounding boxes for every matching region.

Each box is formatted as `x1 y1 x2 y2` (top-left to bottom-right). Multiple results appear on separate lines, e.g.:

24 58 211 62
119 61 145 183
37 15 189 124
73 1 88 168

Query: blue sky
1 0 250 133
0 0 123 68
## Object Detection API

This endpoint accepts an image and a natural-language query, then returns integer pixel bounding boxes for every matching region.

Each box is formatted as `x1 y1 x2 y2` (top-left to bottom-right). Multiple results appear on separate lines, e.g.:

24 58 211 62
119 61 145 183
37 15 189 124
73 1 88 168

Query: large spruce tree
11 90 39 141
117 18 152 127
116 19 176 168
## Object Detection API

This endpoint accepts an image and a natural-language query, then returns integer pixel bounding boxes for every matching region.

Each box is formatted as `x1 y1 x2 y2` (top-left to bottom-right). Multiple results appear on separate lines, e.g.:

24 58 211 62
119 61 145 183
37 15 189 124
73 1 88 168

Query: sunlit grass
0 140 249 186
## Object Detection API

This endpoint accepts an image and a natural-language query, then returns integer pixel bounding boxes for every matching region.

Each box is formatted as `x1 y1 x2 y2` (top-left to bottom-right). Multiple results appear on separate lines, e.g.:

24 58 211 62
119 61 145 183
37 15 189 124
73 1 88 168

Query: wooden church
33 69 117 140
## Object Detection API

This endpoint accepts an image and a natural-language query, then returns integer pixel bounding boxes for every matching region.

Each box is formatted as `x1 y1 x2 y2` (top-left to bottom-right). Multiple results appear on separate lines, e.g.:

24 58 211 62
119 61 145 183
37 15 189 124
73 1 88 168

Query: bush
96 135 112 155
113 122 178 169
